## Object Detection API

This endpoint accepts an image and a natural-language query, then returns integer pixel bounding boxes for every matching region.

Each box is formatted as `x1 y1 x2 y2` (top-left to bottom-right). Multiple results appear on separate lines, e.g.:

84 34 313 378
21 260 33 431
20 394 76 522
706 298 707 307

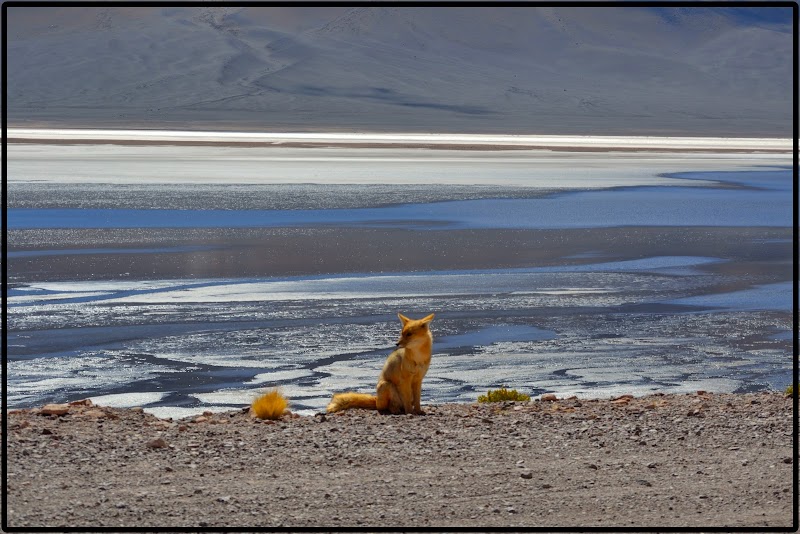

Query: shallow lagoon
5 146 794 417
7 168 792 230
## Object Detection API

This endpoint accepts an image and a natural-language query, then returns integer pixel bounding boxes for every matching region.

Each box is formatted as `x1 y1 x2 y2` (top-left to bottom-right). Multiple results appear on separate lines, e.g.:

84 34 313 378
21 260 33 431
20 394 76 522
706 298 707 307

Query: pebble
146 438 168 449
40 404 70 416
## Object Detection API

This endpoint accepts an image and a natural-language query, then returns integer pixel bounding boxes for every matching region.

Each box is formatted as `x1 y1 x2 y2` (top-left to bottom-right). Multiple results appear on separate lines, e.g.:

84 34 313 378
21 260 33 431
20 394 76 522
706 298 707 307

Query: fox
327 313 435 415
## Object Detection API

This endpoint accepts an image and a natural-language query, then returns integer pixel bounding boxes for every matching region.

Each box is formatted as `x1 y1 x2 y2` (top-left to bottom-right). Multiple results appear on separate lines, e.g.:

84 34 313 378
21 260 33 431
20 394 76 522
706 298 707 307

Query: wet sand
7 226 792 283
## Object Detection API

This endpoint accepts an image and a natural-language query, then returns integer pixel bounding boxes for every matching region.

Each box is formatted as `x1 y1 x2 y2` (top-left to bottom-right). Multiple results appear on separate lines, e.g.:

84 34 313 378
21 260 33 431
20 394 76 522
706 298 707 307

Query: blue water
667 168 793 192
668 281 793 312
7 168 792 230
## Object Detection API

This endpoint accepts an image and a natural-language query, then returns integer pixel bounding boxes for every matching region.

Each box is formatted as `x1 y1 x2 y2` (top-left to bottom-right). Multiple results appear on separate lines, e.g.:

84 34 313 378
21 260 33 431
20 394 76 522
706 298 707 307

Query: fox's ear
420 313 435 324
398 313 411 325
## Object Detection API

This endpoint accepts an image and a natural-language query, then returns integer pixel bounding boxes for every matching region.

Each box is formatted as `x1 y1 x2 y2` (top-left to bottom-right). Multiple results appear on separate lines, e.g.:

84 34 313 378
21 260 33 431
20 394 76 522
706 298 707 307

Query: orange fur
326 392 378 412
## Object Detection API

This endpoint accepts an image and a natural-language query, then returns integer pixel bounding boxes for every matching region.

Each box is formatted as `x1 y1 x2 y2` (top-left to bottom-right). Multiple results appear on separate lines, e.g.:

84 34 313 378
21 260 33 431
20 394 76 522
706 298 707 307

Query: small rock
41 404 70 416
541 394 558 402
647 462 658 469
217 496 231 503
203 411 214 417
637 479 653 487
587 463 599 470
130 407 144 413
541 483 552 489
68 399 93 407
194 416 208 423
783 457 793 464
146 437 168 449
520 470 533 479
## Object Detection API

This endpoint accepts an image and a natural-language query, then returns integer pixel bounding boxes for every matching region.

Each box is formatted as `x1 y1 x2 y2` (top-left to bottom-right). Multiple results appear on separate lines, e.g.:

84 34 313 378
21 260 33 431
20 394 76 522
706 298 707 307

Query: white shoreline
7 128 792 151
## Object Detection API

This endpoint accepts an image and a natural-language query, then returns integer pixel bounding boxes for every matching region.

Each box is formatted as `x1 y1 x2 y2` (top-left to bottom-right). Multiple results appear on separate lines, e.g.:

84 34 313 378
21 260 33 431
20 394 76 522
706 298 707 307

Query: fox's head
396 313 435 349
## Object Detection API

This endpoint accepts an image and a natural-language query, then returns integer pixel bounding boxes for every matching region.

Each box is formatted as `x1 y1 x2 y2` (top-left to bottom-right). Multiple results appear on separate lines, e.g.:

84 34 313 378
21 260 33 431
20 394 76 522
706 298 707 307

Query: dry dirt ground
4 392 794 529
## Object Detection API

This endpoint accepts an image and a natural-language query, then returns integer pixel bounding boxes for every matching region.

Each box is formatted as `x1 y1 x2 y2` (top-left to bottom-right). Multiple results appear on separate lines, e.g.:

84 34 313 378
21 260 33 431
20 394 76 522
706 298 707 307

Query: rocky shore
5 391 794 529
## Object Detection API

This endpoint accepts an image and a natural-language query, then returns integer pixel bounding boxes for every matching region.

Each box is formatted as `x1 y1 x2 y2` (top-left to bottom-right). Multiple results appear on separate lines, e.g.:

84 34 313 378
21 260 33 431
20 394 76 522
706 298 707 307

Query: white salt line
7 128 792 151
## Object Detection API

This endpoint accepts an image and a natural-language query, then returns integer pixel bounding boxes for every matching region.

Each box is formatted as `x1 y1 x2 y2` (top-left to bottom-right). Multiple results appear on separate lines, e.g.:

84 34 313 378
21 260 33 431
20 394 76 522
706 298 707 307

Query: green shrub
478 387 531 403
786 384 795 396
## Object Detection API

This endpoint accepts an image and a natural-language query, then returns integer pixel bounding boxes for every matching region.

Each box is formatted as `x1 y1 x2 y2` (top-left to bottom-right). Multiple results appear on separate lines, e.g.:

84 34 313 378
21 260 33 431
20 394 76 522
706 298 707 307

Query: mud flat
4 391 793 529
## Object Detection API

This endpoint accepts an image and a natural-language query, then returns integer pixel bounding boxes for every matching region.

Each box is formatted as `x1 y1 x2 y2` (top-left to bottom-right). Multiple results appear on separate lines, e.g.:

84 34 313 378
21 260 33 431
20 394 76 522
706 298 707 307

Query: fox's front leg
412 377 425 415
398 382 415 414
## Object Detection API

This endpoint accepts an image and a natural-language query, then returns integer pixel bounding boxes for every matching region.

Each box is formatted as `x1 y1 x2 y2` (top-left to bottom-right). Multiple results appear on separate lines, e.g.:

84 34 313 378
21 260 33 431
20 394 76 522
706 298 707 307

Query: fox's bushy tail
326 392 377 413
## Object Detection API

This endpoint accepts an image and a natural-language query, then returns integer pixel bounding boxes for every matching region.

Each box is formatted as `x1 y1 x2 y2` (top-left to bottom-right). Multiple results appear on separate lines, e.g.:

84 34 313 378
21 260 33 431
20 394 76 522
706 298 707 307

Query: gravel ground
4 392 794 529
